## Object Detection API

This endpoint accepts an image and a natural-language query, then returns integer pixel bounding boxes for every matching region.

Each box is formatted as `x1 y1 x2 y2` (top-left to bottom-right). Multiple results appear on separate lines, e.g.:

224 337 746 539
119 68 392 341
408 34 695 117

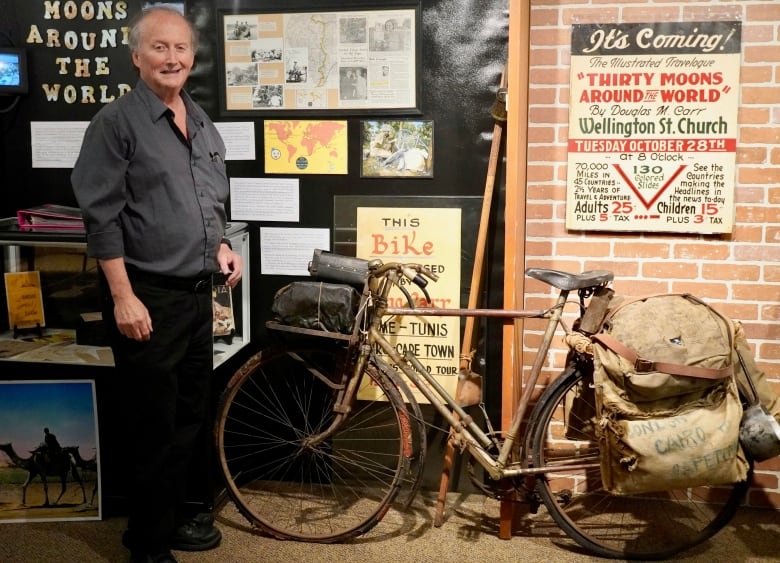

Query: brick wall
519 0 780 509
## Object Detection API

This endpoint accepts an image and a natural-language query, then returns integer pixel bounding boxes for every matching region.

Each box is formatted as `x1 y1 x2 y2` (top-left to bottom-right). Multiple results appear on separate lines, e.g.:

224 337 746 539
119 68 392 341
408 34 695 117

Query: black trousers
103 272 213 553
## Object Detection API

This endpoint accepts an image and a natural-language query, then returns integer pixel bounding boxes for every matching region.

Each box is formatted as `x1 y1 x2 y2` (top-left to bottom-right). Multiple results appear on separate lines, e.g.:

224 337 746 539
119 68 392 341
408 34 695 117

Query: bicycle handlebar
367 259 440 283
367 259 438 306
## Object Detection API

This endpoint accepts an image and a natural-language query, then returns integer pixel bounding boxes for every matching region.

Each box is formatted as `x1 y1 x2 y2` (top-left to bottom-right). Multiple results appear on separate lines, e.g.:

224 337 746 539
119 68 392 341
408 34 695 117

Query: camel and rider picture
0 380 100 522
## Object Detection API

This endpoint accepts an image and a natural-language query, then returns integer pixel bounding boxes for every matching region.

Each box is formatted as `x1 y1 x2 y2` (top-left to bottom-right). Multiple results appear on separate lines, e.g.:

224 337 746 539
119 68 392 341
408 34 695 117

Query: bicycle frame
220 254 749 556
354 264 594 481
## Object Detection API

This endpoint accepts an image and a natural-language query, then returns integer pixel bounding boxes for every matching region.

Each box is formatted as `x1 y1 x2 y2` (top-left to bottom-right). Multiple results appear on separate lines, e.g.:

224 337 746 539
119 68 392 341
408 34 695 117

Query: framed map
216 1 421 115
263 120 348 174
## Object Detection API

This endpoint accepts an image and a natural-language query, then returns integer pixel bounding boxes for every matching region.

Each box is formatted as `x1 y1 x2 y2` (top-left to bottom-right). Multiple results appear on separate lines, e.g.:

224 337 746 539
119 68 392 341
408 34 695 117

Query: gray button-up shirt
71 79 228 278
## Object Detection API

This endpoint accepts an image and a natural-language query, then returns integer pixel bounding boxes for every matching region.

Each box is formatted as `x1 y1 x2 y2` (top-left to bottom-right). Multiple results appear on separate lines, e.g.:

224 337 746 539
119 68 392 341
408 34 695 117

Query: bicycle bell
737 352 780 462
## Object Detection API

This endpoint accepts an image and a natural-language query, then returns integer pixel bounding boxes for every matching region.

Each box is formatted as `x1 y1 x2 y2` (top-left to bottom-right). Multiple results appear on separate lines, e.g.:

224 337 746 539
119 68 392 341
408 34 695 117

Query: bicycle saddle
525 268 613 290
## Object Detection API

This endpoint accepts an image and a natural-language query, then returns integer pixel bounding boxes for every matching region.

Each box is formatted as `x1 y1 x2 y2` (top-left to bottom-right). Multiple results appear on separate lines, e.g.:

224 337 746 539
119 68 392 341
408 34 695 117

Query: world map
264 120 348 174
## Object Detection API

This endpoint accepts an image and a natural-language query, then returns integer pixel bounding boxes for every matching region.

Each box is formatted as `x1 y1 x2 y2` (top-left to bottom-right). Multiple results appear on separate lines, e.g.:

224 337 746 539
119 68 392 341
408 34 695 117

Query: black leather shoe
190 512 215 527
170 513 222 552
129 551 177 563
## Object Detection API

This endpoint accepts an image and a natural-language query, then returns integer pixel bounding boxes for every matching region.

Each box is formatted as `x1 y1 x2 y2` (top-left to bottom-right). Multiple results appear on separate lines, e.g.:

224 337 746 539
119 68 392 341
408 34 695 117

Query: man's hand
99 257 153 341
113 293 153 341
218 243 243 288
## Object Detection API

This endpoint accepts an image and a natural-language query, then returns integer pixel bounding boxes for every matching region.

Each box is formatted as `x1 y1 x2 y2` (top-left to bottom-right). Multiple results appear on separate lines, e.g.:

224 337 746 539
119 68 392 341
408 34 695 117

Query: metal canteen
739 403 780 462
737 350 780 461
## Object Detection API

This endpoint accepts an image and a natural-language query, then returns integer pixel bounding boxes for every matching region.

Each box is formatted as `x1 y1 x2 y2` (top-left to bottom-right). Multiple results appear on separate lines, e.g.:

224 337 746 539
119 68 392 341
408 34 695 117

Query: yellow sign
4 271 46 329
356 207 461 402
264 120 348 174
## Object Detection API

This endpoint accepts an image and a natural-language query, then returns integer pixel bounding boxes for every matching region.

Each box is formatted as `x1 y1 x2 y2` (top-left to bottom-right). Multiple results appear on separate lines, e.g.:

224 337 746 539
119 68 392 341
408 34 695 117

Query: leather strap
593 332 733 380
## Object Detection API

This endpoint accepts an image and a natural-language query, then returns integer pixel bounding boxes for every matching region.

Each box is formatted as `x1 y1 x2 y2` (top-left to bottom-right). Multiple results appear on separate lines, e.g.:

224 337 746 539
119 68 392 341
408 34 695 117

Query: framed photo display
360 119 433 177
216 0 422 115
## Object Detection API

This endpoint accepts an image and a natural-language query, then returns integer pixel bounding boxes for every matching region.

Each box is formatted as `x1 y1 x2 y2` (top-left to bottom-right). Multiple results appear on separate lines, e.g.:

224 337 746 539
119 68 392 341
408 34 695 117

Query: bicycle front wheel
215 344 412 543
528 362 750 560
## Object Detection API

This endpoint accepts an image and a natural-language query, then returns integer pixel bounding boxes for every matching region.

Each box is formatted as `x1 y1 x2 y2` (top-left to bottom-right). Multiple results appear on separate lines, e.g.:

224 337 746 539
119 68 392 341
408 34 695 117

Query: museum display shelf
0 218 250 368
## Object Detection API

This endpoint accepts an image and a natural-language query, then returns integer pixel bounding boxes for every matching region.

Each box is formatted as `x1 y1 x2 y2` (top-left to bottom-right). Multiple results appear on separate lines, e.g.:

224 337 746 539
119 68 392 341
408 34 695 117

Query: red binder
17 204 85 231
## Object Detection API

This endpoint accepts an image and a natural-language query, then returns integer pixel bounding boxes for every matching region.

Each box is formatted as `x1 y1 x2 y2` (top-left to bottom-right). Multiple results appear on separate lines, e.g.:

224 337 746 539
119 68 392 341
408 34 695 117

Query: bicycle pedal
555 489 572 507
526 489 543 514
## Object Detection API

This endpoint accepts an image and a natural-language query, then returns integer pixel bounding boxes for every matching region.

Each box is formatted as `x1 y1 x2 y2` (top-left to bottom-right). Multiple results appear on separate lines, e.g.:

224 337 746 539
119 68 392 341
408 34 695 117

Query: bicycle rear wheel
527 361 750 560
215 344 412 542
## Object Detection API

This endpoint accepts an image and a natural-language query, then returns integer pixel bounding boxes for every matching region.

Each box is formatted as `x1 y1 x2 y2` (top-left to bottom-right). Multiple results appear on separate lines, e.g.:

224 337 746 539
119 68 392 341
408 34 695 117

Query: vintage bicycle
213 250 751 560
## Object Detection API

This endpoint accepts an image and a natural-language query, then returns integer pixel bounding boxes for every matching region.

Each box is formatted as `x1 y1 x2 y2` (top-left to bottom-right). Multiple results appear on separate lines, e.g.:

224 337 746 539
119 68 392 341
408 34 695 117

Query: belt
127 268 213 293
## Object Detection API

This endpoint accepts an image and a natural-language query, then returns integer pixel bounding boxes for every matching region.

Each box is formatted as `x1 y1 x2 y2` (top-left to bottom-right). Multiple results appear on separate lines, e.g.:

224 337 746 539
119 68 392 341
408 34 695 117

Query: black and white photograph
252 84 284 108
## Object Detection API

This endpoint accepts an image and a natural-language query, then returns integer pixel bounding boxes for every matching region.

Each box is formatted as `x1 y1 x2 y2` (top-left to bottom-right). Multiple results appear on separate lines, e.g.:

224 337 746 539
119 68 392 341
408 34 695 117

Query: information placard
566 21 741 233
356 207 461 402
4 271 45 330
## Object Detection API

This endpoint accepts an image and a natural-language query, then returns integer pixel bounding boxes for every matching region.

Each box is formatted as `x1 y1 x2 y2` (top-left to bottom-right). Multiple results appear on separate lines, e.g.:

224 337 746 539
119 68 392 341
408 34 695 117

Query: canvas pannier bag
591 293 749 495
271 281 361 334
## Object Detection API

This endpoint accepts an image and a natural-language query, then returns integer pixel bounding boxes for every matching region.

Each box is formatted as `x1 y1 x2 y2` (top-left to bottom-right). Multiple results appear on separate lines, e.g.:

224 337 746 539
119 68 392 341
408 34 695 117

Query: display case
0 218 251 368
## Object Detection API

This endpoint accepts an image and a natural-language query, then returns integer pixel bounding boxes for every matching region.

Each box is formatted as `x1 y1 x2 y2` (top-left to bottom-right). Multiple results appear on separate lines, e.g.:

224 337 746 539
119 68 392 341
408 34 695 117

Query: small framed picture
143 2 185 13
0 380 101 522
212 283 236 344
360 119 433 178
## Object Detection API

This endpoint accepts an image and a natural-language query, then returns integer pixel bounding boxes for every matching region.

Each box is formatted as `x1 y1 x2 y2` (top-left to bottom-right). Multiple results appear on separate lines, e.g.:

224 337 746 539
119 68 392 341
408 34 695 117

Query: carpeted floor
0 491 778 563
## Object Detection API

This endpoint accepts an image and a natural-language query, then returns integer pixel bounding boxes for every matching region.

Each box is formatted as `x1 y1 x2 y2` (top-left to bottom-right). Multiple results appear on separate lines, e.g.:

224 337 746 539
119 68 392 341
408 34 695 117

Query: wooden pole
499 0 531 539
432 70 507 528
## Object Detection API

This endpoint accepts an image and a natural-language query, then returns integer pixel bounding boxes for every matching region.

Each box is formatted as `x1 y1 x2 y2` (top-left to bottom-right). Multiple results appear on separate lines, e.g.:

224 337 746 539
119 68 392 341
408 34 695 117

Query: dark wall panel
0 0 509 497
1 0 507 363
1 0 507 216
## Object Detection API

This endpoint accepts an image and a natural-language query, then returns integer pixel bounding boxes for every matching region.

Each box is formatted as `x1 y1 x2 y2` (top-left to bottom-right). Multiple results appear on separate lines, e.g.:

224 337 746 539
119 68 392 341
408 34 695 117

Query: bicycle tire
371 354 427 508
527 361 750 560
215 344 413 543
